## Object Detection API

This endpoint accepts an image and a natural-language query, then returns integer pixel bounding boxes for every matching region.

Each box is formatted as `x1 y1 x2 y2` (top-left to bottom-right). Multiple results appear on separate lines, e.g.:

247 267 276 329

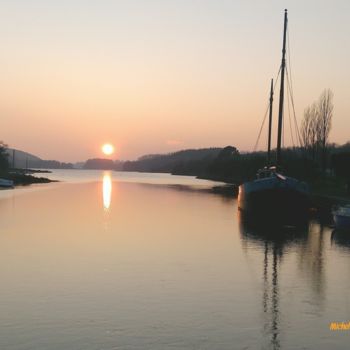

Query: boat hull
333 214 350 231
238 176 309 224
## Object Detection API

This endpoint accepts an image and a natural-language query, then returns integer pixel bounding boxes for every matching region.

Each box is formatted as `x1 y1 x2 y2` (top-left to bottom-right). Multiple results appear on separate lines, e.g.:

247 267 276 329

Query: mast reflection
102 172 112 211
239 213 308 350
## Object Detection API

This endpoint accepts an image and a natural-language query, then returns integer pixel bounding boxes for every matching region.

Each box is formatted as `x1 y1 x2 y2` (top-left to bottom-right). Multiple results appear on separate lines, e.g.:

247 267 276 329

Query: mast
267 79 273 165
276 9 288 166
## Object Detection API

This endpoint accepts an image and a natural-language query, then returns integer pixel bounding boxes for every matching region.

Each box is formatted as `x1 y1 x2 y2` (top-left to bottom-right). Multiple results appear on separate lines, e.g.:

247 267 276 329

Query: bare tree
300 89 334 169
317 89 334 170
301 102 318 160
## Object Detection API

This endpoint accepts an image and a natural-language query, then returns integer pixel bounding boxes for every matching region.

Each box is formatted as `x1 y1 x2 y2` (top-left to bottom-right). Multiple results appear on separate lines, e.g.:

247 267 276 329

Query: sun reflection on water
102 172 112 211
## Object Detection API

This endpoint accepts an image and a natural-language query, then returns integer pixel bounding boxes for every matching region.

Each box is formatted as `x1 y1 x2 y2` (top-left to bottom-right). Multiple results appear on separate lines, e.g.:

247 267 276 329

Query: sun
102 143 114 155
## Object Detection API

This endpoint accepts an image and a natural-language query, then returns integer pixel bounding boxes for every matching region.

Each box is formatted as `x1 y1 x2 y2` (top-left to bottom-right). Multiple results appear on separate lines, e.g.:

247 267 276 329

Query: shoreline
2 170 57 187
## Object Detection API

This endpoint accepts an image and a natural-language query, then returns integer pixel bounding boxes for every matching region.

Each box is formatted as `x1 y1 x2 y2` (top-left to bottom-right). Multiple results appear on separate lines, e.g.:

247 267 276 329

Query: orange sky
1 1 349 161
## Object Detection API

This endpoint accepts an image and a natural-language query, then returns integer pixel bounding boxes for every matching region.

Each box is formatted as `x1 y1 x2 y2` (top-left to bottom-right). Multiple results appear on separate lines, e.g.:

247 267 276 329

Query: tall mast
267 78 274 165
276 9 288 166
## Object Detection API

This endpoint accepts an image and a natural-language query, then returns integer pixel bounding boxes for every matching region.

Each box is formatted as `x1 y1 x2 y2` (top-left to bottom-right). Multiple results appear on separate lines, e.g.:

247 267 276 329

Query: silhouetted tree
301 89 333 170
216 146 240 160
317 89 333 170
301 103 318 160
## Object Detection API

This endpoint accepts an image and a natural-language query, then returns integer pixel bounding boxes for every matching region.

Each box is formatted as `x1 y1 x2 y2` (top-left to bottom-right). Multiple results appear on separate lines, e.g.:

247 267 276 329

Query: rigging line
286 28 303 147
286 67 303 147
252 67 282 152
253 102 269 152
286 72 295 147
265 124 268 152
273 66 282 92
287 27 295 103
282 71 285 148
286 68 300 146
286 27 296 147
287 89 294 147
282 87 285 147
282 107 285 148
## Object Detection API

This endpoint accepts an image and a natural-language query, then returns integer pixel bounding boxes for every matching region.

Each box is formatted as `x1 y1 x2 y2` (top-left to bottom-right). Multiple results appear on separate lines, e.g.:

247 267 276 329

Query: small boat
0 178 14 188
333 205 350 230
238 10 310 224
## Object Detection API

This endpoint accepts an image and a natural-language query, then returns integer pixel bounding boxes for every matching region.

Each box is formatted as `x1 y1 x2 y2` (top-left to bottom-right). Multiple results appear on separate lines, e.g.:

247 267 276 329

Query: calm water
0 170 349 350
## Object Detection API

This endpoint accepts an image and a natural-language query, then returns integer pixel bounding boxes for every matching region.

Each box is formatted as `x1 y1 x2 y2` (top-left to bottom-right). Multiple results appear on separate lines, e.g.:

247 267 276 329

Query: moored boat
0 178 14 188
333 205 350 231
238 10 310 224
238 166 309 222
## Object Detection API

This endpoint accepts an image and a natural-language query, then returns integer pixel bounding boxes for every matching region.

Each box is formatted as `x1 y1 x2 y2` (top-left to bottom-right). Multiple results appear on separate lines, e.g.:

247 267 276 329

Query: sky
1 0 349 162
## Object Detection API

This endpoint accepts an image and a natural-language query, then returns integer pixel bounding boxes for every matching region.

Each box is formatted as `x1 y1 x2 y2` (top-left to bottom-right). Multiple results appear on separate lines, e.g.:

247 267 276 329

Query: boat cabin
256 166 277 179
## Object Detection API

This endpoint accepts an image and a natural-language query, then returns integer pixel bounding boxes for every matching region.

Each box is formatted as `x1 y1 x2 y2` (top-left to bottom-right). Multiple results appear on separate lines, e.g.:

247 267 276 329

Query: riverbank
198 172 350 221
306 176 349 216
1 169 56 186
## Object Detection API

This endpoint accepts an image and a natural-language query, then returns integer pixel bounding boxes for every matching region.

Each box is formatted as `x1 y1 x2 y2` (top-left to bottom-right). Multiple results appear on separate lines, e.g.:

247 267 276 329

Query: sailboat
238 10 309 224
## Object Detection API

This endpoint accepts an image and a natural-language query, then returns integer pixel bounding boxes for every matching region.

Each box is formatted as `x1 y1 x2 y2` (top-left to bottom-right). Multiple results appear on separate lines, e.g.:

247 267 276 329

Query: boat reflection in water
239 213 315 350
102 172 112 211
331 229 350 250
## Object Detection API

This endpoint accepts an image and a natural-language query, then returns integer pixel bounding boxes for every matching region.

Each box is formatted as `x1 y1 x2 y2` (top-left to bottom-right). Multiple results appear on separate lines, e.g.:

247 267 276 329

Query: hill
6 148 73 169
123 148 222 173
6 149 42 168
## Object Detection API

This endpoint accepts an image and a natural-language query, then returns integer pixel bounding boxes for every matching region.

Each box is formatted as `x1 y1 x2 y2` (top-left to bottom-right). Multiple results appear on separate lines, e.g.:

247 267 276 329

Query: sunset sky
1 0 349 162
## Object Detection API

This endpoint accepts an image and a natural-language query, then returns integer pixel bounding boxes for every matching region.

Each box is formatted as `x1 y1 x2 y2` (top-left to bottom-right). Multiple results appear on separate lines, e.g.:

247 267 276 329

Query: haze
1 0 349 162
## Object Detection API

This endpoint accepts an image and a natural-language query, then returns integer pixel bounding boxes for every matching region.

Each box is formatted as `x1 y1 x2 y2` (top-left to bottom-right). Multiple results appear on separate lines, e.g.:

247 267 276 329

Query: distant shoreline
3 169 57 186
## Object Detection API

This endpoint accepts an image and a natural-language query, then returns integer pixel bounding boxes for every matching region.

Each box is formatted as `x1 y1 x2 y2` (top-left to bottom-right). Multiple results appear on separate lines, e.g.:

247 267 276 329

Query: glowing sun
102 143 114 155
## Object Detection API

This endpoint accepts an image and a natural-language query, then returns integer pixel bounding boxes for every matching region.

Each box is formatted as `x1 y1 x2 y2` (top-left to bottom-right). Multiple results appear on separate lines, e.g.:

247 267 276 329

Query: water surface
0 170 349 349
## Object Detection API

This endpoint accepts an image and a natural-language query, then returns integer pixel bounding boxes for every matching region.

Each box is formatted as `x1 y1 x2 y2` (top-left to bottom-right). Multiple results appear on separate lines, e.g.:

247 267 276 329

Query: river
0 170 348 349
